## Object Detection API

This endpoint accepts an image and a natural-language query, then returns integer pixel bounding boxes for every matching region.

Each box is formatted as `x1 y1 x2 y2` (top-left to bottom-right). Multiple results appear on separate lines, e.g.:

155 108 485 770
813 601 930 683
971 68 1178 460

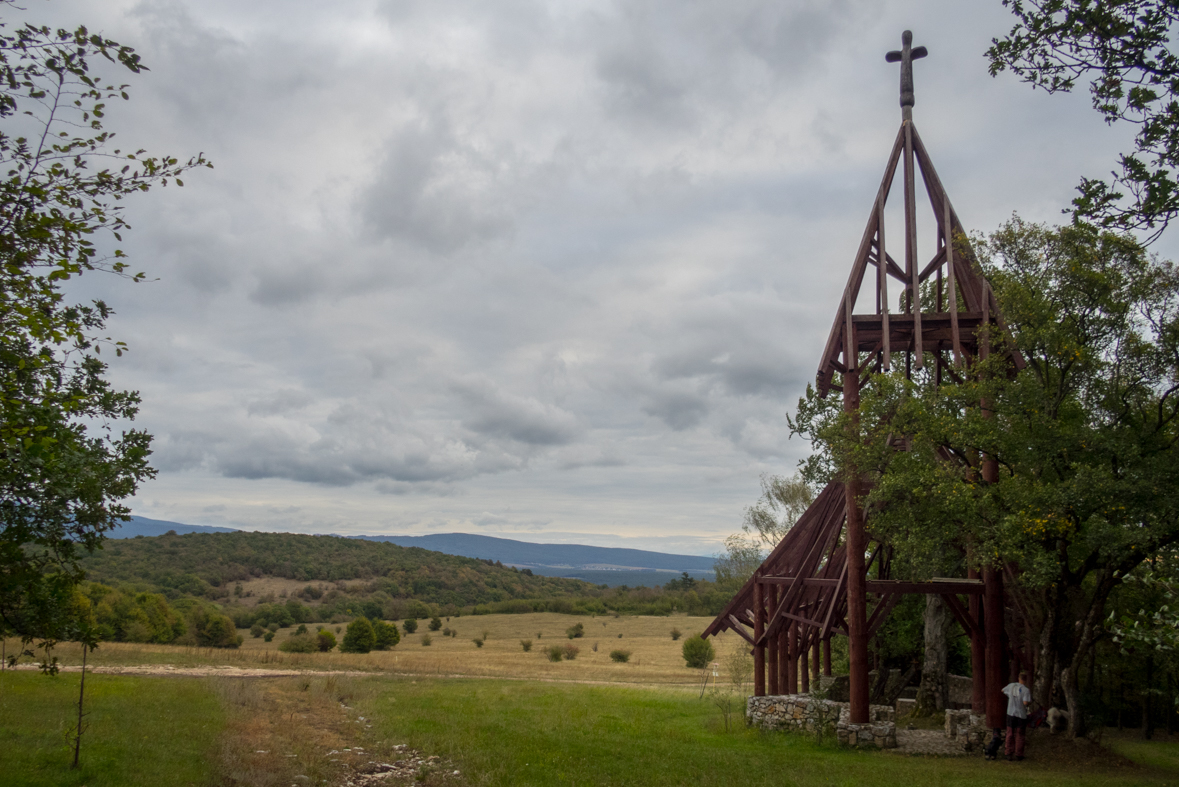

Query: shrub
295 623 308 635
429 616 442 631
421 634 432 646
562 644 580 660
279 634 317 653
566 623 584 639
473 638 484 648
482 628 490 641
250 623 264 638
340 617 376 653
263 630 275 642
546 645 563 662
316 630 337 652
610 649 631 663
618 633 623 638
267 622 280 633
536 632 542 639
372 620 400 650
670 628 682 641
681 635 715 669
520 639 532 652
592 641 598 652
403 618 418 634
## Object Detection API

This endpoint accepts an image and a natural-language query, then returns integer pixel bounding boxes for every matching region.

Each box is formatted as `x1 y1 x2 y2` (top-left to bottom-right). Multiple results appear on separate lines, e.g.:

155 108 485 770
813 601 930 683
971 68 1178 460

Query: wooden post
904 119 923 368
812 637 821 686
969 566 986 714
822 638 832 676
984 566 1005 729
844 319 870 724
754 579 765 697
778 624 788 695
800 630 811 694
767 584 780 696
787 621 798 694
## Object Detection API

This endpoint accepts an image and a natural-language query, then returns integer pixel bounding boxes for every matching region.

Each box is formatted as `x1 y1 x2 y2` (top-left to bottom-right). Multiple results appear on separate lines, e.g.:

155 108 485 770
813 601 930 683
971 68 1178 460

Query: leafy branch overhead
988 1 1179 240
0 2 210 641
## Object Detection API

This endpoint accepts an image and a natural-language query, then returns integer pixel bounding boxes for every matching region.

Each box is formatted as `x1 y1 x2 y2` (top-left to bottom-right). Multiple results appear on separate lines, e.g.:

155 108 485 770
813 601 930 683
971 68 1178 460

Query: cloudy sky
38 0 1158 555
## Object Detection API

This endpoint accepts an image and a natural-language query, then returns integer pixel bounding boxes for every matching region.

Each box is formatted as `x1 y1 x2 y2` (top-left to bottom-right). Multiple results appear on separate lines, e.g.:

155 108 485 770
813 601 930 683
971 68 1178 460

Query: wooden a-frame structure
703 31 1021 729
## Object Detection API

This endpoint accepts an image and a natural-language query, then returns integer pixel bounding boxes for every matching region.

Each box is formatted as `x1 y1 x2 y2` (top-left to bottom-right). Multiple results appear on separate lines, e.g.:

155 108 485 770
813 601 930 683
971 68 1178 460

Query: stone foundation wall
944 709 989 751
746 695 897 749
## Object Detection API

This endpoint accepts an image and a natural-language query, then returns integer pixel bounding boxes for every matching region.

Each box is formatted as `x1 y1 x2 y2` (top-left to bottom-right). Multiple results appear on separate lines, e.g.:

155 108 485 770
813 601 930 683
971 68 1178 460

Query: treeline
81 583 241 648
78 532 737 621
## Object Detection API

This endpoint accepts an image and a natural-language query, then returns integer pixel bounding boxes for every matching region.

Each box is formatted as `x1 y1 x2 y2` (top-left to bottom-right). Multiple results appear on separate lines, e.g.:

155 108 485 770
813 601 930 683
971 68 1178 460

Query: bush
609 649 631 663
562 644 580 660
429 616 442 631
566 623 584 639
316 629 337 652
547 645 564 662
340 617 376 653
279 634 317 653
421 634 432 646
372 619 400 650
670 628 682 641
295 623 308 635
591 641 598 652
681 635 715 669
442 627 452 637
403 618 418 634
263 630 275 643
250 623 264 638
520 639 532 652
473 638 484 648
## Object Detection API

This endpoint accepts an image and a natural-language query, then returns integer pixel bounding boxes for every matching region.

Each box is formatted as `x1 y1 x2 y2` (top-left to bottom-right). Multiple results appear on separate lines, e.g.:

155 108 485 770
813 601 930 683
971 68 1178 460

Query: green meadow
5 667 1175 787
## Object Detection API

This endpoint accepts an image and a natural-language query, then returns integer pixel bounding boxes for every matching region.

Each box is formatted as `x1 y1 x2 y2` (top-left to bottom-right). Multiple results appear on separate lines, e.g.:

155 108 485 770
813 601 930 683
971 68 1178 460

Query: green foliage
472 637 483 648
421 634 432 646
566 622 584 639
263 630 274 643
250 623 264 638
315 629 336 652
278 634 316 653
340 617 376 654
520 639 531 652
681 635 715 669
372 619 399 650
546 644 563 662
428 616 442 631
609 649 631 663
714 474 814 591
402 618 418 634
987 2 1179 238
0 3 209 641
670 628 682 641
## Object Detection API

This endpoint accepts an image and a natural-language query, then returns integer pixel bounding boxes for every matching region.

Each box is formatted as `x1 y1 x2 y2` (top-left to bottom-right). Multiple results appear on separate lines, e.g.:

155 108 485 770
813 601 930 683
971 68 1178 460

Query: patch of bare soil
214 676 463 787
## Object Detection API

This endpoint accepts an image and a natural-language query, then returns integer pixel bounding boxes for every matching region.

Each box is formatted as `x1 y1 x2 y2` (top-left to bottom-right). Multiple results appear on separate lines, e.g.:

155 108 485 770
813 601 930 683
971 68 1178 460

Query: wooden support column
812 637 821 686
969 566 986 714
787 621 798 695
777 624 788 695
823 638 832 677
767 584 780 696
844 319 871 724
800 630 811 694
754 579 765 697
984 566 1005 729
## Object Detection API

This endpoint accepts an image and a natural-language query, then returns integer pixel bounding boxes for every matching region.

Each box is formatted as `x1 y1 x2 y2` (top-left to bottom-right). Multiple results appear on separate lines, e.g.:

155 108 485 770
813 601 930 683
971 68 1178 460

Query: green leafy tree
316 628 336 652
793 218 1179 735
402 618 418 634
341 617 376 653
988 1 1179 239
428 615 441 631
372 619 399 650
714 474 814 589
0 2 209 642
681 634 715 669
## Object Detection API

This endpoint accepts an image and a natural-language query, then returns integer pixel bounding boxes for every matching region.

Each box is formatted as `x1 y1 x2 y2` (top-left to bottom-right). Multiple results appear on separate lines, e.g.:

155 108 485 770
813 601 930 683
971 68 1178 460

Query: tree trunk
914 594 949 715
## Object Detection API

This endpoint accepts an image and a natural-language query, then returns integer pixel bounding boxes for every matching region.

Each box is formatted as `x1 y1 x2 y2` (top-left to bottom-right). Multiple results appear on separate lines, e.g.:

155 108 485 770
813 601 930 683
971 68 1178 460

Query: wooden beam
865 579 984 595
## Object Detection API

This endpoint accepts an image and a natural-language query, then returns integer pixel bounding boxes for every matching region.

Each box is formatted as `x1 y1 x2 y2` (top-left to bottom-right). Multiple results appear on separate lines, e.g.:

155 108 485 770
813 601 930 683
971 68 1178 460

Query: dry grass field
5 613 749 687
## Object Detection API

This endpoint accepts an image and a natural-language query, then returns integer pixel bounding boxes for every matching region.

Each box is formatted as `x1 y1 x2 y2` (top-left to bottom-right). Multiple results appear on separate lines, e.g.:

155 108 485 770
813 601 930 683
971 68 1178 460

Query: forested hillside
81 530 591 604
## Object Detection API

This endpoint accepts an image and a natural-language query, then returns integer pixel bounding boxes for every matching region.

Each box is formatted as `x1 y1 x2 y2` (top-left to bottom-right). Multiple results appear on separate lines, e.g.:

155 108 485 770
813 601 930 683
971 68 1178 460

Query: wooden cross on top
885 30 927 121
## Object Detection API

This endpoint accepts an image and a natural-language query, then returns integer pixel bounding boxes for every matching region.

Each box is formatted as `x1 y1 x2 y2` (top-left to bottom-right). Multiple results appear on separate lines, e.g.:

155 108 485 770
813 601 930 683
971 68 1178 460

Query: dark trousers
1005 715 1027 758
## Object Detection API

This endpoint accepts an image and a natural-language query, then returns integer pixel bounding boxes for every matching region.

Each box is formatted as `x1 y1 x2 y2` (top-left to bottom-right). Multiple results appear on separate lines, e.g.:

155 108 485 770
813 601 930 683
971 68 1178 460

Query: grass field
0 670 221 787
4 612 1179 786
10 612 745 686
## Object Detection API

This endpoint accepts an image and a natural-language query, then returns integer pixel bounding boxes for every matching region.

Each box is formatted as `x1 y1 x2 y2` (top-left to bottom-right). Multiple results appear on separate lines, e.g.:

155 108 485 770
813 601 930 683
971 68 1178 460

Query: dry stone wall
746 695 897 749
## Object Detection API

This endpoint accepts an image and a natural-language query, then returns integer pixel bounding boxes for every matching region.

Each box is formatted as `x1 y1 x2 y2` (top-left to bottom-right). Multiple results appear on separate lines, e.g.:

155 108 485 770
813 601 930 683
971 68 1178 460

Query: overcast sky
36 0 1162 555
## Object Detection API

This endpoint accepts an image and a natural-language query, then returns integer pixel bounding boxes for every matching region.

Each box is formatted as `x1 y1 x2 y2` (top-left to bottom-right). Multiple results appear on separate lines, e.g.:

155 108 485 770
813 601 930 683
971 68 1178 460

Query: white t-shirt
1002 682 1031 719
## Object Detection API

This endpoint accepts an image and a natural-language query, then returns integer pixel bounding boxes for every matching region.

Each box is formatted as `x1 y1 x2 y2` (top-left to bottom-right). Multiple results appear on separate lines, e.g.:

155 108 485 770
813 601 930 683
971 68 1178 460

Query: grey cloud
453 377 581 446
641 388 710 431
247 389 314 417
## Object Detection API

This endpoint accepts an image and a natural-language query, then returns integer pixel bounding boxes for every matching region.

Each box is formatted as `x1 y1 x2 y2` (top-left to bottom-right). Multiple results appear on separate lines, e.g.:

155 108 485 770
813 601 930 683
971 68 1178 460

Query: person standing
1002 671 1032 760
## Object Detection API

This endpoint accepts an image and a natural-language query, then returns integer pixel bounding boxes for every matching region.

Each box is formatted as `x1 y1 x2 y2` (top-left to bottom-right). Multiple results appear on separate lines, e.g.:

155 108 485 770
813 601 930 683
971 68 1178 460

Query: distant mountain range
109 518 718 587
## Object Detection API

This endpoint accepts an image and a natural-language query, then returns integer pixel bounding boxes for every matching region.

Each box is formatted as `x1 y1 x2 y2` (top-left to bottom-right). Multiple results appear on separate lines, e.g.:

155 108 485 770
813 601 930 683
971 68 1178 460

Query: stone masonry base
746 695 897 749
